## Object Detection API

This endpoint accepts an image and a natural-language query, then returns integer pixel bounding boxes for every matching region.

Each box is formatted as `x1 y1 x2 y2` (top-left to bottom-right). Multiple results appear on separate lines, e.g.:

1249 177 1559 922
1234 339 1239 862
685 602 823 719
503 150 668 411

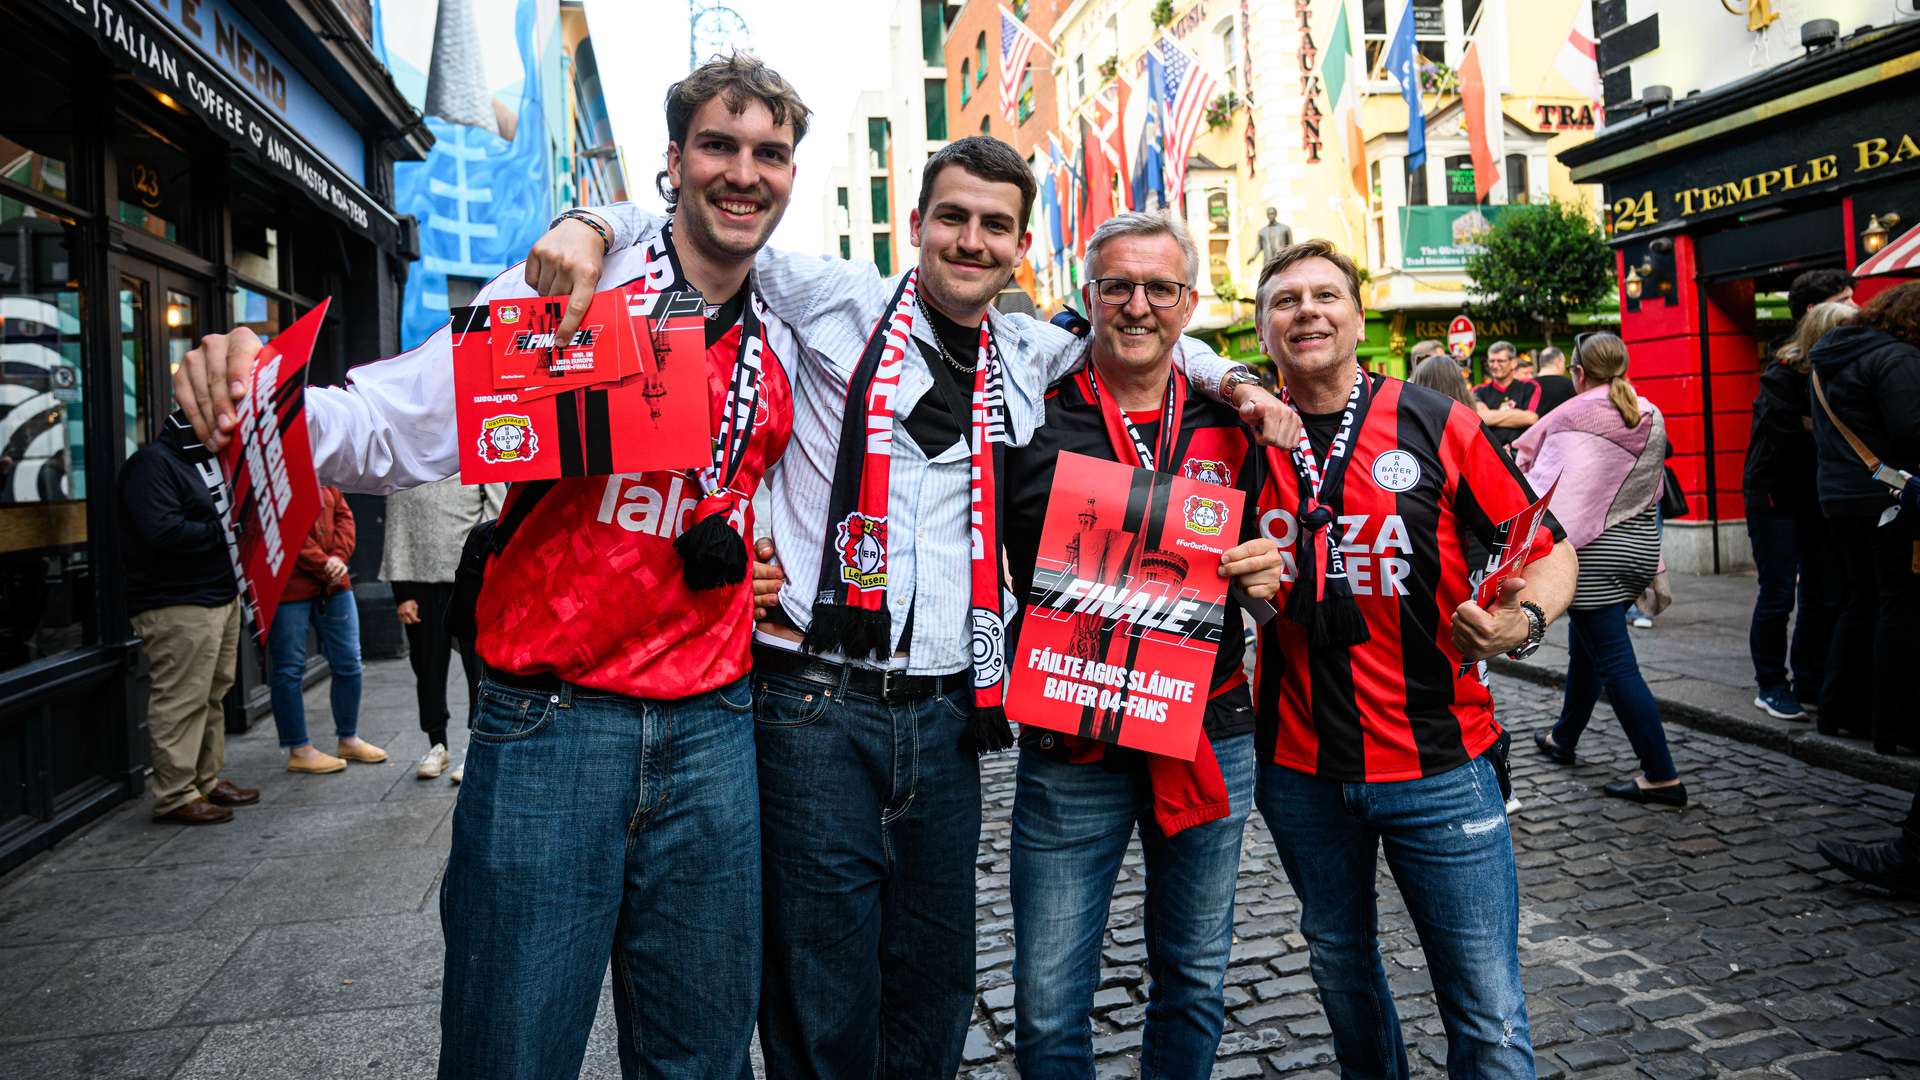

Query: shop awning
47 0 404 251
1855 223 1920 278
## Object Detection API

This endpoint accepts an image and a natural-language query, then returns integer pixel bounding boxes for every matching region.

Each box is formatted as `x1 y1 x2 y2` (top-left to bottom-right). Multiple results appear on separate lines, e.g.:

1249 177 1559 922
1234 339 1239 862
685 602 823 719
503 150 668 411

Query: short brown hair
1255 239 1364 323
1857 281 1920 348
658 53 812 210
919 135 1038 234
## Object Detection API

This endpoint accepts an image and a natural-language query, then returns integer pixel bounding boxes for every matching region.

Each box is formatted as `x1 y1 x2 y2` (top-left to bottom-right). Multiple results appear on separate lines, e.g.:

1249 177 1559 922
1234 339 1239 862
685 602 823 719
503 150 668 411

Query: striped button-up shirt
592 205 1241 675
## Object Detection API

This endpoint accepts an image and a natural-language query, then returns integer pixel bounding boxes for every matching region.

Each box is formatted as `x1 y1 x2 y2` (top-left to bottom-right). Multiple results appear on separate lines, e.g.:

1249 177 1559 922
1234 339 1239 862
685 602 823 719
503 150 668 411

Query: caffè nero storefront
0 0 428 872
1559 20 1920 574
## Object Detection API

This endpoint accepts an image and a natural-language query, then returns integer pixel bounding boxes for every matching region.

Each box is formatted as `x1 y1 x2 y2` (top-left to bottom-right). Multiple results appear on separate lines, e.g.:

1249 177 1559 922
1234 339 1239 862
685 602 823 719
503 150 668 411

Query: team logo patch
970 607 1005 687
1372 449 1422 492
835 512 889 590
477 414 538 463
497 305 521 325
1183 495 1228 536
1181 457 1231 487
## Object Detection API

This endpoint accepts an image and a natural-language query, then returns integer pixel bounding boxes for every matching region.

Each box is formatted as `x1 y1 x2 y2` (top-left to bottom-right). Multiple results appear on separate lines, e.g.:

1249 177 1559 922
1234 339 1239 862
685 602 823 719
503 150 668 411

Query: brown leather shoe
206 779 260 807
153 798 234 825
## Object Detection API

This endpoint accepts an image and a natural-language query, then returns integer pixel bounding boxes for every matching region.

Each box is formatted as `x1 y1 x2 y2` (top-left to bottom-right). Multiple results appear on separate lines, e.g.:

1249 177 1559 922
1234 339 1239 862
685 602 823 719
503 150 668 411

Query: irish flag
1459 0 1508 203
1323 4 1367 201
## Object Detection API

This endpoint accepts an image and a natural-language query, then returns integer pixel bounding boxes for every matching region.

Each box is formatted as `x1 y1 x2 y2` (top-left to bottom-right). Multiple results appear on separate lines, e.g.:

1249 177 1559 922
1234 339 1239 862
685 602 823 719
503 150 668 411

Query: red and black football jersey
1255 374 1562 782
472 300 794 701
1003 373 1265 736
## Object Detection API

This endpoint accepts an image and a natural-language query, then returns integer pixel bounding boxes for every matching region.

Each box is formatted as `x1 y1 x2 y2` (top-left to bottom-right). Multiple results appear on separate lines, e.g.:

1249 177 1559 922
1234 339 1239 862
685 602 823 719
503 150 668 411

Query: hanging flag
999 5 1049 124
1385 1 1426 170
1322 4 1368 201
1078 113 1116 246
1132 52 1169 212
1554 0 1604 124
1459 0 1508 203
1043 134 1066 269
1093 80 1133 211
1153 36 1218 213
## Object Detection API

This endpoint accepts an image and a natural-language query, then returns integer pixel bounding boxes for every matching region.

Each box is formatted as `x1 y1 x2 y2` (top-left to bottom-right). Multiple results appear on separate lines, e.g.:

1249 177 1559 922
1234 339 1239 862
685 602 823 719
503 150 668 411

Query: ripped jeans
1255 755 1532 1079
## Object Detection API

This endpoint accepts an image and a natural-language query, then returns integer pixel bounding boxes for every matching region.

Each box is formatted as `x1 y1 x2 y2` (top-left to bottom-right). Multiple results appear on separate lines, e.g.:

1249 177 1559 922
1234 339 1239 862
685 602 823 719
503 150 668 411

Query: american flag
999 6 1044 124
1155 36 1218 209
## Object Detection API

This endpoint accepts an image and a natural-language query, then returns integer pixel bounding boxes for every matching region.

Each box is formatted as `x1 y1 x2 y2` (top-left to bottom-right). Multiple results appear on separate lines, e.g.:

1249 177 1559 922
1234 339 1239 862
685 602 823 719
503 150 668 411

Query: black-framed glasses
1090 277 1189 308
1572 331 1602 363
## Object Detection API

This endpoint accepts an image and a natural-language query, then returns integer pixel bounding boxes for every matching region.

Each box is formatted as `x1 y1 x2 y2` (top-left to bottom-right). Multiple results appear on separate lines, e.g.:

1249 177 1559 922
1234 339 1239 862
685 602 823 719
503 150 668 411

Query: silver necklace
917 294 979 375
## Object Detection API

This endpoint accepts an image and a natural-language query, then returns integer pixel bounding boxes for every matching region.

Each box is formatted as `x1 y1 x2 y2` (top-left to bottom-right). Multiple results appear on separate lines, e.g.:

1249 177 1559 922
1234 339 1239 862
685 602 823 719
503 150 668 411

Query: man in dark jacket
120 414 258 824
1808 282 1920 755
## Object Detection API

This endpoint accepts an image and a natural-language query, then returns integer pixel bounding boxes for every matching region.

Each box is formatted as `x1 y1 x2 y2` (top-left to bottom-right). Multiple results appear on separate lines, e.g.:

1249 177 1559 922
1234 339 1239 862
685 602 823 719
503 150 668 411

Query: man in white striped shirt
530 136 1294 1078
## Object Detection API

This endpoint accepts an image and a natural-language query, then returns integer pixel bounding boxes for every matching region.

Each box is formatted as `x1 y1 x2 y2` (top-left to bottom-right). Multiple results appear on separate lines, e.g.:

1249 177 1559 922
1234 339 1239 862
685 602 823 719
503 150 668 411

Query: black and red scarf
641 225 768 590
1272 366 1373 646
807 269 1013 752
1061 364 1232 835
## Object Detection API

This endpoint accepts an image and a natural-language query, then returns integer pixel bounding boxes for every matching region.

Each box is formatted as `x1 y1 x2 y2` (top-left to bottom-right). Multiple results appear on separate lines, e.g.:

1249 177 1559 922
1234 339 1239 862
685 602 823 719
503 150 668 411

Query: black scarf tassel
1284 536 1372 648
803 604 893 662
962 704 1014 756
674 514 749 591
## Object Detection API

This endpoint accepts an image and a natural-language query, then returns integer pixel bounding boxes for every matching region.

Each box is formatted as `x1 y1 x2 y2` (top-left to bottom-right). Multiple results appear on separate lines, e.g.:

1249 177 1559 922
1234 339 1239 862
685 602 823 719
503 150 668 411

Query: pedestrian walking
1743 300 1853 720
1515 332 1685 806
380 473 503 783
1809 281 1920 755
269 485 386 774
119 413 257 824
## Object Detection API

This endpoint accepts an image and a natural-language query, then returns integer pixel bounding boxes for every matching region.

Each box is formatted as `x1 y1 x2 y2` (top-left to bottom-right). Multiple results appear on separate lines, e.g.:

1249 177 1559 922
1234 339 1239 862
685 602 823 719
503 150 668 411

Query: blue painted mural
374 0 561 349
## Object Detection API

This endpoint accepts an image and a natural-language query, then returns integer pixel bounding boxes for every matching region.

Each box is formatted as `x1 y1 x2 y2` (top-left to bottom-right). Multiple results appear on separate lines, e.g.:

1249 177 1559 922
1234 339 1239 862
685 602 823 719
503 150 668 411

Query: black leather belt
483 667 567 696
752 644 969 703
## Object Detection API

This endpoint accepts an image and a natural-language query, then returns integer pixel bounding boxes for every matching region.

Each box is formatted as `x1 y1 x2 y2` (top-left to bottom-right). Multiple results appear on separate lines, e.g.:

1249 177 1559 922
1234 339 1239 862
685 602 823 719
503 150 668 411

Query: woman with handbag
1513 333 1686 806
1808 282 1920 755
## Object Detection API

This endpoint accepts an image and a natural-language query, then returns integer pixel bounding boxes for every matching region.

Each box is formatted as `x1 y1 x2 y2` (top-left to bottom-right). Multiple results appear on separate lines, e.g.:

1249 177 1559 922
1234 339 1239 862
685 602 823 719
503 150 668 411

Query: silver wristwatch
1221 366 1262 397
1507 601 1547 661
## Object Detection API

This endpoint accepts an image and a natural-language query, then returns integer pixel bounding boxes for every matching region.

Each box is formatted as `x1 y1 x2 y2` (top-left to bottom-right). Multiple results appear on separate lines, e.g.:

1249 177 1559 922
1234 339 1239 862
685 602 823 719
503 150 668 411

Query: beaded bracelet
551 210 612 256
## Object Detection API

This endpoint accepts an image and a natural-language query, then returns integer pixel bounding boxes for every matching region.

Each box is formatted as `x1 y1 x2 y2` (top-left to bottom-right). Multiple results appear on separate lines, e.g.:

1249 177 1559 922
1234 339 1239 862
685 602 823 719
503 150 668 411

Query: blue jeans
1255 756 1533 1079
267 590 361 749
1552 601 1677 781
1746 508 1839 695
438 676 761 1079
752 667 981 1080
1011 732 1257 1080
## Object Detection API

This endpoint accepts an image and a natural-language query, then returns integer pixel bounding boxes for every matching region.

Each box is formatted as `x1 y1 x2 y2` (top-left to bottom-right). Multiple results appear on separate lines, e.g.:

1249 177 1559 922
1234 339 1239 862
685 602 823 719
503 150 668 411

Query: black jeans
393 580 479 744
1821 516 1920 749
1746 507 1841 695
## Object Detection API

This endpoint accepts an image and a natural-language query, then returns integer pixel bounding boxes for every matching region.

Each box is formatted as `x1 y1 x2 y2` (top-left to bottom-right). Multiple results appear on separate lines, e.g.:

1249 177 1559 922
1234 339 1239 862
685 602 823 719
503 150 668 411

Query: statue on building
1250 208 1293 267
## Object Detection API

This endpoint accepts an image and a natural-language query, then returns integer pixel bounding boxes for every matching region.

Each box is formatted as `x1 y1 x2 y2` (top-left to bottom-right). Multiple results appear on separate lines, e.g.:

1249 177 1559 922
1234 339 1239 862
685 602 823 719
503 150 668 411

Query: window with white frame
1215 17 1239 95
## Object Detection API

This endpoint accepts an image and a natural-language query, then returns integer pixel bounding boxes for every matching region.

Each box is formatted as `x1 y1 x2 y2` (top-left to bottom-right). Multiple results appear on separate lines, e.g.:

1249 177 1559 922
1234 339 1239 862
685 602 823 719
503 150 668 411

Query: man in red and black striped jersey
174 58 809 1080
999 213 1285 1076
1473 340 1543 449
1250 241 1577 1077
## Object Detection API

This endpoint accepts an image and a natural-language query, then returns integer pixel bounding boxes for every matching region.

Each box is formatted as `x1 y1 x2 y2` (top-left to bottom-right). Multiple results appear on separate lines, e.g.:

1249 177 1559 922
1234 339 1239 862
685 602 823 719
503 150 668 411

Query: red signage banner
1006 452 1244 761
1473 478 1557 611
219 301 326 645
450 285 711 483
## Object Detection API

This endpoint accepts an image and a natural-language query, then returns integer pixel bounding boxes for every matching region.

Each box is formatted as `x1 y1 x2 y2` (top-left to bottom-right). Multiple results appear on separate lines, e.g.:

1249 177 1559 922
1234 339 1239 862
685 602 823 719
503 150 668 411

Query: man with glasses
998 212 1282 1078
1472 340 1541 449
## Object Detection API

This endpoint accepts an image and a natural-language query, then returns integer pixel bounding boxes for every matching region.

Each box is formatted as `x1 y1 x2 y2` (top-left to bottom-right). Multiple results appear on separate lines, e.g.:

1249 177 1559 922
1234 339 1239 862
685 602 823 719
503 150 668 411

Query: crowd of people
121 48 1919 1080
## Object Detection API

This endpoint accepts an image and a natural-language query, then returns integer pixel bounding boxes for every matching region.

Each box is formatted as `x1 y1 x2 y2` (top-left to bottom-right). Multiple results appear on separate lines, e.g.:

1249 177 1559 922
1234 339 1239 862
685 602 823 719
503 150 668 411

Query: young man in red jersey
171 56 807 1080
1251 240 1577 1078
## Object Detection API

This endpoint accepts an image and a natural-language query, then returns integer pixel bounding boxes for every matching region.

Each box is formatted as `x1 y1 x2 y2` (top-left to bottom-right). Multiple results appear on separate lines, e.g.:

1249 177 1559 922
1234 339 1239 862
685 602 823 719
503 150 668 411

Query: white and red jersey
472 314 794 699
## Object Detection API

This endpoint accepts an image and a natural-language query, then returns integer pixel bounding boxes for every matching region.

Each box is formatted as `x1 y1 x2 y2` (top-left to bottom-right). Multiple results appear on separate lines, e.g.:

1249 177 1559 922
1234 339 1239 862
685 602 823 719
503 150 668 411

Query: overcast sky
583 0 896 255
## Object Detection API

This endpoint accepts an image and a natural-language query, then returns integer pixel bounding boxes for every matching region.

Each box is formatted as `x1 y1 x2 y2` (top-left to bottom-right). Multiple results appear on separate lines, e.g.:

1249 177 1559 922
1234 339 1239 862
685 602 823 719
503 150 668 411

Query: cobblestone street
1 663 1916 1077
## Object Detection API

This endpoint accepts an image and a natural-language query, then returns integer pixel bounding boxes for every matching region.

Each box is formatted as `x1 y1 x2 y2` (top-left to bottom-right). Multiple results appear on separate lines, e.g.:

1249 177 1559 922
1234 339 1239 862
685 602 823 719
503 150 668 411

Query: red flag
1078 115 1115 250
1095 81 1132 212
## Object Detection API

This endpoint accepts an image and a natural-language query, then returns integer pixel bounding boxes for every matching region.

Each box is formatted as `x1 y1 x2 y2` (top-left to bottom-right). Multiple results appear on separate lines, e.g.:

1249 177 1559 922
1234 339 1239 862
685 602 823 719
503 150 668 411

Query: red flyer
219 301 326 645
1006 452 1243 761
450 285 711 482
487 290 642 394
1472 479 1558 611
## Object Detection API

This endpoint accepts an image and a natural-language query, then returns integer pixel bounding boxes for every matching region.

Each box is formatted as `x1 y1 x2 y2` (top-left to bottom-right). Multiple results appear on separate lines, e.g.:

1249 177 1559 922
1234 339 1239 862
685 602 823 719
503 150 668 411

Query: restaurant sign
1598 93 1920 238
1398 205 1515 270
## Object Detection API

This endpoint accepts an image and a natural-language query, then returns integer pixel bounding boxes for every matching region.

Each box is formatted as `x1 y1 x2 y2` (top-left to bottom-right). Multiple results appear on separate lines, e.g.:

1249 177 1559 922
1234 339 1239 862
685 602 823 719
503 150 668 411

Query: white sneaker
448 760 464 785
415 744 450 780
1631 616 1654 629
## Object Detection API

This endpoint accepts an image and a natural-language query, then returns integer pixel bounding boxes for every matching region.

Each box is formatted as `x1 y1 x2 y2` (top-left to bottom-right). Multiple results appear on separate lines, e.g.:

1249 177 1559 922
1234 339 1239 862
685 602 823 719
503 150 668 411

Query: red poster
1473 479 1557 610
219 301 326 645
450 285 711 483
1006 452 1244 761
487 290 642 394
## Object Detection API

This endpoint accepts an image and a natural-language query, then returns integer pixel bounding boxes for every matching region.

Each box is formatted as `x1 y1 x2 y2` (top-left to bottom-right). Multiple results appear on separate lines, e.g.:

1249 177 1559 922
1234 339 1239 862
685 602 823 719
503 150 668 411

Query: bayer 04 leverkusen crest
1005 452 1245 761
449 284 710 482
218 301 325 645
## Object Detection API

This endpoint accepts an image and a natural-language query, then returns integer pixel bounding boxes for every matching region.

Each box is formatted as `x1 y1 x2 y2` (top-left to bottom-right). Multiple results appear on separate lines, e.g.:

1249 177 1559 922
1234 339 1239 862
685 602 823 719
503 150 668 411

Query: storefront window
1505 154 1530 204
120 278 148 456
232 285 285 343
232 212 281 290
1445 154 1476 206
0 215 93 671
0 37 75 206
114 118 196 249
